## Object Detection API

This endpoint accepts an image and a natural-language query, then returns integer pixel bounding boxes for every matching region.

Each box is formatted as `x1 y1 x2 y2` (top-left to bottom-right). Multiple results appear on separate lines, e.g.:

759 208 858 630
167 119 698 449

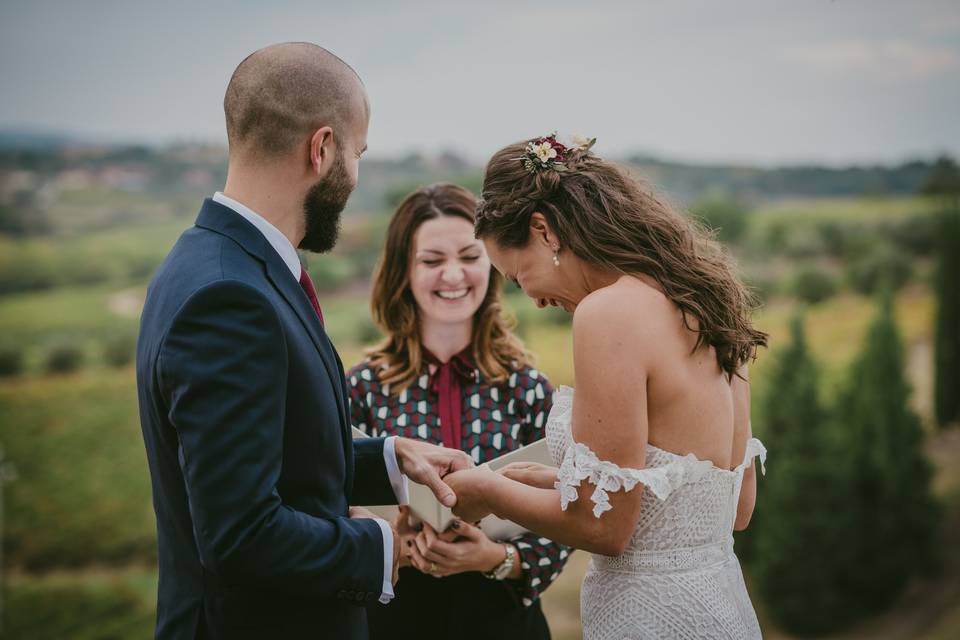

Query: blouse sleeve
507 368 573 606
346 363 372 436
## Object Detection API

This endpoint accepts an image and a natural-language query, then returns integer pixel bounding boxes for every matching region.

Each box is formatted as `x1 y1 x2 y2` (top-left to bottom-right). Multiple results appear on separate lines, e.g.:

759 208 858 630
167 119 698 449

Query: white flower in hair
532 141 558 164
569 133 592 149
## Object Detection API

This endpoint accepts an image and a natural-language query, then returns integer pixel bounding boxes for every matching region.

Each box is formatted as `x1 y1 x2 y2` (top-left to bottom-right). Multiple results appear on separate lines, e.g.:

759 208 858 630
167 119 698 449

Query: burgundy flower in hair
521 132 596 173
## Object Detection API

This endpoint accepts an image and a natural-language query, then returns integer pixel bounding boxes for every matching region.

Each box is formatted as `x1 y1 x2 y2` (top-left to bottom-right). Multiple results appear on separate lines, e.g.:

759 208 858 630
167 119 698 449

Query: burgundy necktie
298 270 325 327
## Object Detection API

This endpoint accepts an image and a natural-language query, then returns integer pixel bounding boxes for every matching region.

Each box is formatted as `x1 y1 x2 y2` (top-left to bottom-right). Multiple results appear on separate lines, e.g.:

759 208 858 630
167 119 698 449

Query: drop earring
552 246 560 267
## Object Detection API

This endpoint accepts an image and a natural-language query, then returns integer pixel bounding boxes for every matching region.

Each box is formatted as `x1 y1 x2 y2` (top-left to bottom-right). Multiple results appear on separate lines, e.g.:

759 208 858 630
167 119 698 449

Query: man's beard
299 152 354 253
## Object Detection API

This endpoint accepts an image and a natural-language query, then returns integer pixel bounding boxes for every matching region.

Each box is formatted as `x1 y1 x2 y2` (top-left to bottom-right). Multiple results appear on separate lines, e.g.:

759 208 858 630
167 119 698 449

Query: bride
443 134 769 638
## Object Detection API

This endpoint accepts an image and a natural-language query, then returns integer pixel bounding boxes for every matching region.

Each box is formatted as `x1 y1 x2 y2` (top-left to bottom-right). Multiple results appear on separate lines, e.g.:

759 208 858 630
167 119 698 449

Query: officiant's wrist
482 543 520 580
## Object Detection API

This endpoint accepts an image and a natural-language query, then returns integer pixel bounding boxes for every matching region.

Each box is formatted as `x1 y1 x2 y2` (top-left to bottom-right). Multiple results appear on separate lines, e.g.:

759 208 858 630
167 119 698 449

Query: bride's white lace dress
546 387 766 639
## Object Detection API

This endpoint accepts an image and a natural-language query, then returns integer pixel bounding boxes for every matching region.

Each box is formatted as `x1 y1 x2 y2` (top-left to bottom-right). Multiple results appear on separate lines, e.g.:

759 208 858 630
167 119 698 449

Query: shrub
792 267 837 304
0 347 25 377
355 318 382 345
690 196 749 245
815 221 854 258
885 214 939 257
847 244 913 295
103 335 136 368
45 343 84 374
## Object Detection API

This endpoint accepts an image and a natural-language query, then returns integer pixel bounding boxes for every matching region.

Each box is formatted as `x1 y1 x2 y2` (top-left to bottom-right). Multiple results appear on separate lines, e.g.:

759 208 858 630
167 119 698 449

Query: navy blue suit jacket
136 199 397 639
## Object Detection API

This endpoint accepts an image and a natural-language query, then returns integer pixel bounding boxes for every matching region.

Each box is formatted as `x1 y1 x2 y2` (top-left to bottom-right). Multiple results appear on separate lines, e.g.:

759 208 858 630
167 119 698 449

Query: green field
1 192 957 638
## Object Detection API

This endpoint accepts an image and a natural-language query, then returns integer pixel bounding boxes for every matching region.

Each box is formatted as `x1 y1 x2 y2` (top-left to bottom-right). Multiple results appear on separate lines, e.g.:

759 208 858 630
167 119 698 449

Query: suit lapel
263 258 351 434
195 200 352 462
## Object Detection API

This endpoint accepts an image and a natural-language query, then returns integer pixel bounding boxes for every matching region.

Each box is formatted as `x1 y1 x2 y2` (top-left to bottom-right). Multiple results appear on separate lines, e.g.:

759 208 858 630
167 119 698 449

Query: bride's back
604 275 741 470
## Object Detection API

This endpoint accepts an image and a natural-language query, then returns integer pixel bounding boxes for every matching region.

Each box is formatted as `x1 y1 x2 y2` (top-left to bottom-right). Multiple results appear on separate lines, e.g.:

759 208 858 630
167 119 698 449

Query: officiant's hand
392 506 419 570
497 461 558 490
445 467 495 523
394 437 473 508
408 521 509 578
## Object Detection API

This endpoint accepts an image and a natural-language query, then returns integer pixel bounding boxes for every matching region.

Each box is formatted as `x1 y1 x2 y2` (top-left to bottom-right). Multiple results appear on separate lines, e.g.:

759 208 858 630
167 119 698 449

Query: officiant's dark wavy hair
366 183 532 392
475 140 767 378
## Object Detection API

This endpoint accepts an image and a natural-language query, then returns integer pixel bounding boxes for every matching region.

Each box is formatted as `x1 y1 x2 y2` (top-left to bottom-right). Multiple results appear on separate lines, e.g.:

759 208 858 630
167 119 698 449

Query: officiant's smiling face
410 215 491 325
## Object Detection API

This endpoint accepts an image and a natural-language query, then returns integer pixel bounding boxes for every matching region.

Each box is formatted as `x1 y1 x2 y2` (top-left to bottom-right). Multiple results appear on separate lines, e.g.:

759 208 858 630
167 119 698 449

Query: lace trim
737 438 767 476
550 386 768 519
555 440 715 518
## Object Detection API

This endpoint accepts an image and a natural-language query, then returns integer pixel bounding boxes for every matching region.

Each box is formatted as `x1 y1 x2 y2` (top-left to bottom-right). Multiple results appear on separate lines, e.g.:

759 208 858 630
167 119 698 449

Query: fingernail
441 494 456 507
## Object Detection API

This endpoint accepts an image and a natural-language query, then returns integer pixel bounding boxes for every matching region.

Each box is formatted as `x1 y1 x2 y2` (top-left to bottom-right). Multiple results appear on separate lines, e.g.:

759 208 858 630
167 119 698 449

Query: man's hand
394 437 473 507
350 507 400 585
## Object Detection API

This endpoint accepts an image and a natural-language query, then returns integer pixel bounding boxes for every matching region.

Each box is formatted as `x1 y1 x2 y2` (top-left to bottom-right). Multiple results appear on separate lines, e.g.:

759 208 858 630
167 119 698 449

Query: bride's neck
579 261 620 295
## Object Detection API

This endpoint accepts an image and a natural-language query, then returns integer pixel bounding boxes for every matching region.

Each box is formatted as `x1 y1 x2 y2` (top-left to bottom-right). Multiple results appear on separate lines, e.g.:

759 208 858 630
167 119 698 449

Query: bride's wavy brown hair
475 140 767 378
367 183 533 392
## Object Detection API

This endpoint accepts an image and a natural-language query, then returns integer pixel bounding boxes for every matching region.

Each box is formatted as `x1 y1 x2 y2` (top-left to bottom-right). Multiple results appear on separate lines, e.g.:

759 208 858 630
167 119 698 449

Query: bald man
136 43 471 640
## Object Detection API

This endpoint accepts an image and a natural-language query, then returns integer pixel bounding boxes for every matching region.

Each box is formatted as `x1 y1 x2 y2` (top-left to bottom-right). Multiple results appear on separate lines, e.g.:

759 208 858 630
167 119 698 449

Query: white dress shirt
212 192 408 603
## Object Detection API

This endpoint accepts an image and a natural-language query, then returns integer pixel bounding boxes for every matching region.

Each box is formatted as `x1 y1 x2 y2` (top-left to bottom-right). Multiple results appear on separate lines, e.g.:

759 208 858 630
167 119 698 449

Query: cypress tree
837 290 940 614
751 314 859 634
934 208 960 428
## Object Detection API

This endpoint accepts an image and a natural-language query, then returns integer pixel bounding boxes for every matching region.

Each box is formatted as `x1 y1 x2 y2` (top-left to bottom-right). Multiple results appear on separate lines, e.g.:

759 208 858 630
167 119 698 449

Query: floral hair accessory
520 132 596 173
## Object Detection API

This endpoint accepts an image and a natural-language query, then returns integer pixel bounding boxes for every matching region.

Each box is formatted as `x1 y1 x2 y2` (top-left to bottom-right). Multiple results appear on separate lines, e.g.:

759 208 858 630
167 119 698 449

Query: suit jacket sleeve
157 279 383 598
350 438 398 506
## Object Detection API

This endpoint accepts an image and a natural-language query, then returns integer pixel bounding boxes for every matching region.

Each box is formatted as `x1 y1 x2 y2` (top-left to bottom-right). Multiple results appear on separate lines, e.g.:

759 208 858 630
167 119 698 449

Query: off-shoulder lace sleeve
554 440 714 518
737 437 767 475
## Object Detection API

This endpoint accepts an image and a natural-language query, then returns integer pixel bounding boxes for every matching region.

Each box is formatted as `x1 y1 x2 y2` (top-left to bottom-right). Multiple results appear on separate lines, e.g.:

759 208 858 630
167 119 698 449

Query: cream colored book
351 427 553 540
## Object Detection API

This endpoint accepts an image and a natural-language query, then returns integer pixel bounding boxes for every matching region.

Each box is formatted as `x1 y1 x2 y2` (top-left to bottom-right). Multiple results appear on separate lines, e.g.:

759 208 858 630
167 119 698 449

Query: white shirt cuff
373 517 395 604
383 436 409 505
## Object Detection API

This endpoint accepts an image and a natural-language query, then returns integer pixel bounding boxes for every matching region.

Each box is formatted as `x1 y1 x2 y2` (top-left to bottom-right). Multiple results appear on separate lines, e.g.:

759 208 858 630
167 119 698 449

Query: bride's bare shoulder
572 276 673 347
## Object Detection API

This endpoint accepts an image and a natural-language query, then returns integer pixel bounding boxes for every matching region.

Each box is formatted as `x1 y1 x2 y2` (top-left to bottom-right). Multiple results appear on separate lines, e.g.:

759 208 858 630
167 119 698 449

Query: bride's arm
450 288 655 556
732 366 756 530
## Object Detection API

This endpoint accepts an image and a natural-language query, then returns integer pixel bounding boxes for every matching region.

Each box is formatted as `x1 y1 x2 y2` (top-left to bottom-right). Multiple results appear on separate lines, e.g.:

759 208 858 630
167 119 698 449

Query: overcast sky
1 0 958 165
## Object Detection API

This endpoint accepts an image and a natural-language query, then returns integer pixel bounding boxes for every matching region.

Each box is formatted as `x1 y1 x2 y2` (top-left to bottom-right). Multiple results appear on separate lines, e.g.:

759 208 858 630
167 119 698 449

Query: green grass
0 283 141 373
0 192 953 638
751 195 942 228
0 368 155 570
3 568 157 640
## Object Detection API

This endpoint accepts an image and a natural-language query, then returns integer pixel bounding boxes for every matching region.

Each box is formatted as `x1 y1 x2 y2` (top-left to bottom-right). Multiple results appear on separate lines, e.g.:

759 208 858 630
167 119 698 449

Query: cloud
785 39 960 80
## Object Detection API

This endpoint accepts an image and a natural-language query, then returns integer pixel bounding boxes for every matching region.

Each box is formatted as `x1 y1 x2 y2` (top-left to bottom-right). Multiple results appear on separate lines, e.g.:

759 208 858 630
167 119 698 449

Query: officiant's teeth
436 288 469 300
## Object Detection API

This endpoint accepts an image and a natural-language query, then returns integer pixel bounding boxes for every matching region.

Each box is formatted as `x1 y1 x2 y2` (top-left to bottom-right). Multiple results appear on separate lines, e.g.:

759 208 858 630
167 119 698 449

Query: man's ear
529 212 555 246
308 126 335 176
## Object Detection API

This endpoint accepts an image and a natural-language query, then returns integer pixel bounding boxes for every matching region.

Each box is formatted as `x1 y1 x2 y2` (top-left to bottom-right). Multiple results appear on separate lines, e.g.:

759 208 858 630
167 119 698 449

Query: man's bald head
224 43 367 158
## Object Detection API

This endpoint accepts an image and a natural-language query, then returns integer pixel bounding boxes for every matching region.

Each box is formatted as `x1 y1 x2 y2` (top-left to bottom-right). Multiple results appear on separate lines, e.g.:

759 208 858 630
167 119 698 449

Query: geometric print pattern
347 358 572 606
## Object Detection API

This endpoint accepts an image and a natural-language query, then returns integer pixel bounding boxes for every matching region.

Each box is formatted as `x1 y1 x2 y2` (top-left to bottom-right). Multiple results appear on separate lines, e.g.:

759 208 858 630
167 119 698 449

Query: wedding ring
429 561 438 575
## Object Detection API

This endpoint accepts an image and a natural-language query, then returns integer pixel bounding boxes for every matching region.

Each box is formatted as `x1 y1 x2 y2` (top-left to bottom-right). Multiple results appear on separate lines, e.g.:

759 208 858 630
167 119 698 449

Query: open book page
350 427 553 539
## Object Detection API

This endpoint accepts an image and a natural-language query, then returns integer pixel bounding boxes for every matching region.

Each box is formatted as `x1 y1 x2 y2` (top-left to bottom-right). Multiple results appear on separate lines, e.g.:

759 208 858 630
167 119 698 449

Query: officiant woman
347 183 571 640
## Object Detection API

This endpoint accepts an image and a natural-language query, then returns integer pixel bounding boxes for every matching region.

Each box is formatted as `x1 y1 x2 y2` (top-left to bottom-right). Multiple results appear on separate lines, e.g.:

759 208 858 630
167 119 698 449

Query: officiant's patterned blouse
348 357 569 596
347 183 570 640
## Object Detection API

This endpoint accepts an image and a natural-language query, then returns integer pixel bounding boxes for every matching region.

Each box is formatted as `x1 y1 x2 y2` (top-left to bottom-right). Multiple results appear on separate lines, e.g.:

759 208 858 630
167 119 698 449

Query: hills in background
0 129 951 214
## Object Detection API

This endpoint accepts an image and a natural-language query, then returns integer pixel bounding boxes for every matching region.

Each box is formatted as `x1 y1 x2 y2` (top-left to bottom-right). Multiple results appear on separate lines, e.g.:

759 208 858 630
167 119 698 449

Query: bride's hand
444 467 495 523
497 461 558 489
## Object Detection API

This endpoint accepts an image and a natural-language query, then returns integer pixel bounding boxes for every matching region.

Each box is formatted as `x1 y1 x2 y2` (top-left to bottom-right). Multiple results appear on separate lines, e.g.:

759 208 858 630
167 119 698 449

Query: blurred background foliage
0 141 958 638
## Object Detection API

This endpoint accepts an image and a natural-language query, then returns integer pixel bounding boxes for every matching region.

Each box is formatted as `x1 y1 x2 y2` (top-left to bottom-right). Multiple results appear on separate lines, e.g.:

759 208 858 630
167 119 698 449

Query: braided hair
475 138 767 378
